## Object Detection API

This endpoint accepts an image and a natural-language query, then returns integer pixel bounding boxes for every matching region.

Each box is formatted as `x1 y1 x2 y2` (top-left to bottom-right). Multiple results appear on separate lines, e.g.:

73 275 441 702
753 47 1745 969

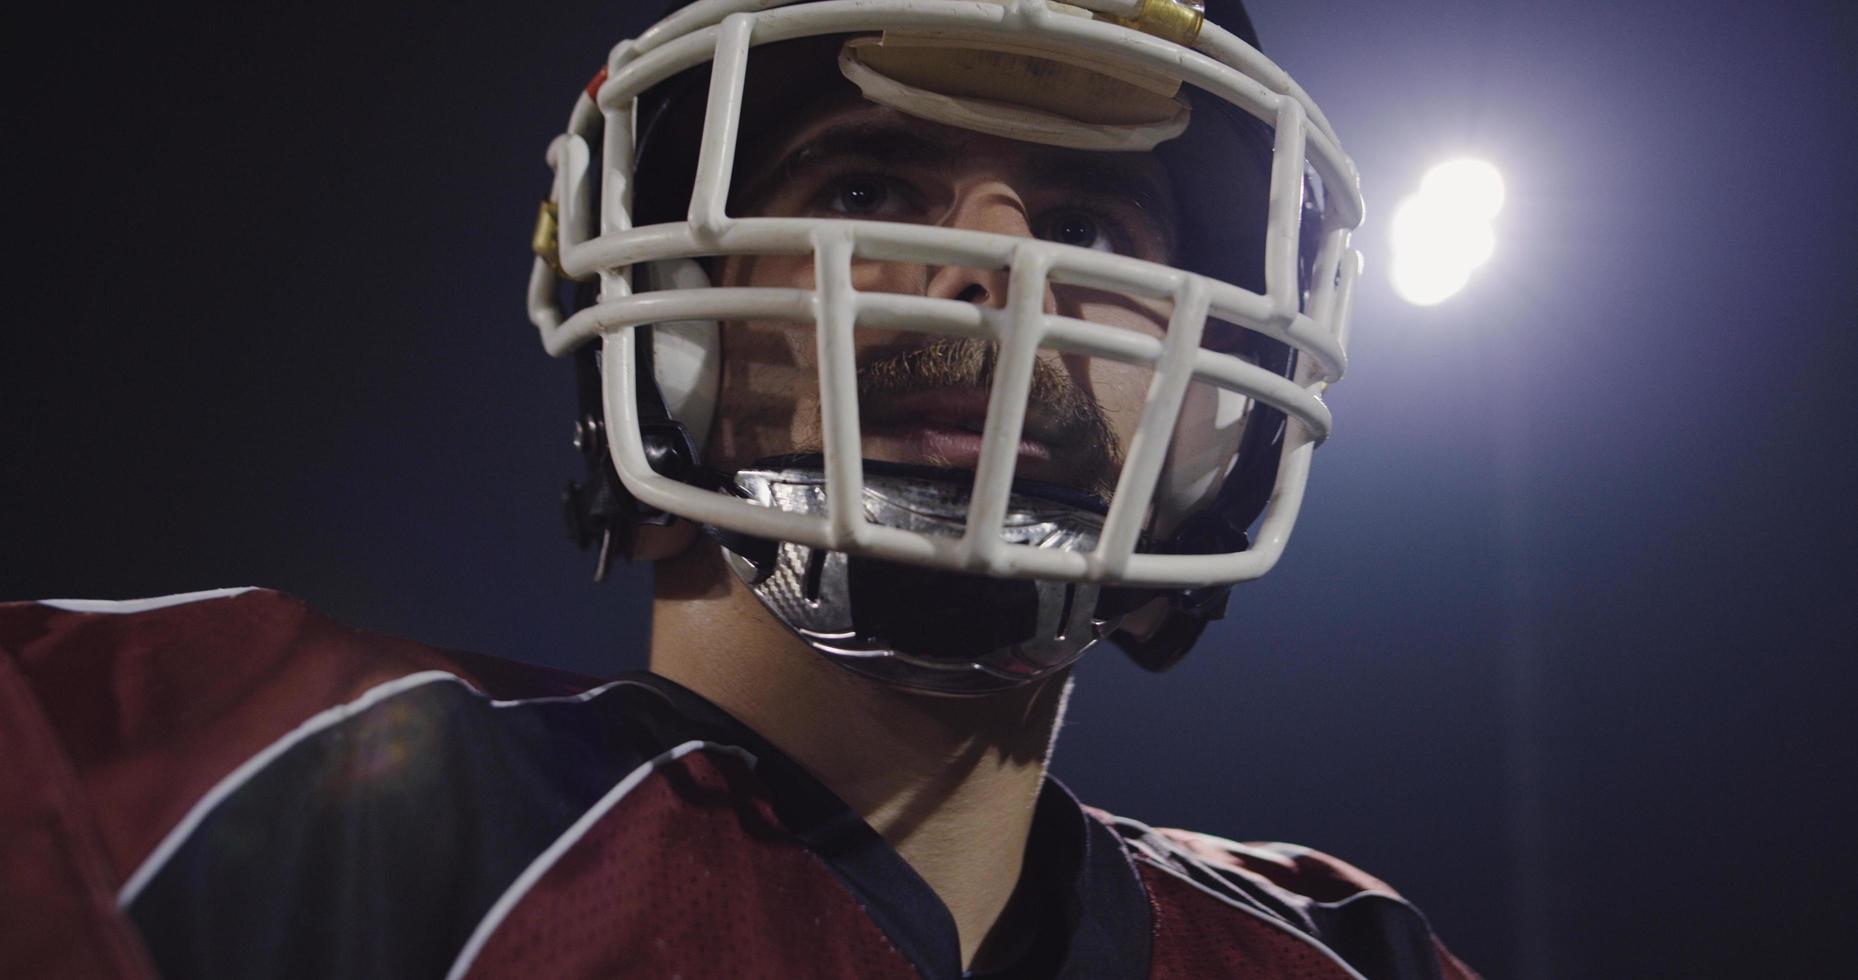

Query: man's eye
1039 210 1114 252
827 176 890 215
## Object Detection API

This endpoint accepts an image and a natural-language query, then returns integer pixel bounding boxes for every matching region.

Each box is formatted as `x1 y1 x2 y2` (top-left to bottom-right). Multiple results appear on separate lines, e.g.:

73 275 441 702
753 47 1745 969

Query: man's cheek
740 254 817 290
850 259 926 295
707 319 810 460
1080 362 1147 449
1068 294 1172 339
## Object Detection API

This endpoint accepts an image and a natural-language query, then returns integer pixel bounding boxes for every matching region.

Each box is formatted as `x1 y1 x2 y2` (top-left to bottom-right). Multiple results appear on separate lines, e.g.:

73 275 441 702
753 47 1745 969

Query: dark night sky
6 2 1855 977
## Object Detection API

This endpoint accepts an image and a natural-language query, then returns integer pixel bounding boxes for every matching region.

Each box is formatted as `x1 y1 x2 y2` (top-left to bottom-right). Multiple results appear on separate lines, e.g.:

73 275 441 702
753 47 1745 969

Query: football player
1 1 1477 977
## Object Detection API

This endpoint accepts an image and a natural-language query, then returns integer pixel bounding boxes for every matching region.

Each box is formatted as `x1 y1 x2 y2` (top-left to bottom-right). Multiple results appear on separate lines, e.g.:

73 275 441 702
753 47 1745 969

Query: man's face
706 96 1183 500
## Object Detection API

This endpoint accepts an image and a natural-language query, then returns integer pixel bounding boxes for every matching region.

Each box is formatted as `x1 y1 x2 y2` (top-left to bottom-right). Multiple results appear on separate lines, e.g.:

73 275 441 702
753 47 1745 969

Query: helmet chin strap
715 456 1127 697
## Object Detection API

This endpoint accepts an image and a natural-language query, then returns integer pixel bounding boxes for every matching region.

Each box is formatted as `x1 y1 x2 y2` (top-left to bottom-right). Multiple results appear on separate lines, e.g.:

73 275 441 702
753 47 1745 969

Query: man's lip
861 422 1055 469
861 388 1065 447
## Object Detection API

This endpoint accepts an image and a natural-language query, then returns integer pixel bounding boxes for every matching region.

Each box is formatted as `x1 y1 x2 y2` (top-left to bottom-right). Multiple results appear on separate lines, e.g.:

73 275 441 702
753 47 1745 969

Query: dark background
7 2 1855 976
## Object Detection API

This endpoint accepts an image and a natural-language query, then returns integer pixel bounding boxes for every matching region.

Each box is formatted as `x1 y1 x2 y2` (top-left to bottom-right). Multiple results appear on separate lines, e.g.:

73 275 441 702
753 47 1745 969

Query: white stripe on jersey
38 587 258 614
116 670 459 907
443 740 759 980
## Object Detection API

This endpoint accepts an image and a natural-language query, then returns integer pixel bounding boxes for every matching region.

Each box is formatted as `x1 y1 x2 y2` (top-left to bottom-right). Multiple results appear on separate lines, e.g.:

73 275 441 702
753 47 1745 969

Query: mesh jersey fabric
0 588 1478 979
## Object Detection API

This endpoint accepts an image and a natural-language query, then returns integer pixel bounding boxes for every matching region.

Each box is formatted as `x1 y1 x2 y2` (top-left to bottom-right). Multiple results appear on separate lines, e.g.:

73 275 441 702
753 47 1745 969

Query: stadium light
1390 158 1505 306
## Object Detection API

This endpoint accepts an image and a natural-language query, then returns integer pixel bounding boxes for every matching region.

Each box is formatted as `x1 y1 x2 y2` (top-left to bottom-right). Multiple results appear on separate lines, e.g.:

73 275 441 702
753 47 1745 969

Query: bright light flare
1390 158 1506 306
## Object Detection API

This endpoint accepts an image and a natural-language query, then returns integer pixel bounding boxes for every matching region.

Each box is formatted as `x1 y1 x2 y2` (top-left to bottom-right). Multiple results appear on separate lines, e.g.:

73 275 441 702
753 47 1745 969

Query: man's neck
649 544 1071 971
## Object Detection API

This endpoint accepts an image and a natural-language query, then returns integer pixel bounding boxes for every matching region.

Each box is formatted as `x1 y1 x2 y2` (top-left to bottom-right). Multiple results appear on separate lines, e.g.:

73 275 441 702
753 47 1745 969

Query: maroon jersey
0 589 1477 979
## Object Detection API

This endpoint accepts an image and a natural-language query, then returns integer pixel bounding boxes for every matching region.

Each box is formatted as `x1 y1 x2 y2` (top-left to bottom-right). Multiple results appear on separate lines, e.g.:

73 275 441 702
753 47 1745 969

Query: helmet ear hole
640 258 721 457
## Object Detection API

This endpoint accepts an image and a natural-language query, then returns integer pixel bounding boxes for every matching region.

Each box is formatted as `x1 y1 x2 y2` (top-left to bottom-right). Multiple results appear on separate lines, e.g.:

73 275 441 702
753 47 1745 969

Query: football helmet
529 0 1363 694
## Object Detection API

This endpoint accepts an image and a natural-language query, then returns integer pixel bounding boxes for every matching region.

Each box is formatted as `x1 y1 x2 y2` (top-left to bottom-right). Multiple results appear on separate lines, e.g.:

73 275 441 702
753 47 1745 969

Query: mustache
856 338 1125 500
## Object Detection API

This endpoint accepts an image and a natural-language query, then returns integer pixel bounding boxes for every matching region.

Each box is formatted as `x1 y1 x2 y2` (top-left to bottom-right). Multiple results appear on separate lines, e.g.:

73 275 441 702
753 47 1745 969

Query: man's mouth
848 339 1123 498
860 387 1061 470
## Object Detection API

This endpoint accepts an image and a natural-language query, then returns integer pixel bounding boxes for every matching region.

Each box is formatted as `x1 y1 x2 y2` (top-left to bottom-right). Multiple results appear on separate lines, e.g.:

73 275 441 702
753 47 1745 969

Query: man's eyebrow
786 121 957 173
736 120 957 207
734 117 1177 250
1034 152 1169 210
1032 151 1179 249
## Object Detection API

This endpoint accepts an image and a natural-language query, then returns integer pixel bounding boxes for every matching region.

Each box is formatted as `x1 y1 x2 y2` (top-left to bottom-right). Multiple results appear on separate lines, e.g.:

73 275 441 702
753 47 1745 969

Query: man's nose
923 184 1052 312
